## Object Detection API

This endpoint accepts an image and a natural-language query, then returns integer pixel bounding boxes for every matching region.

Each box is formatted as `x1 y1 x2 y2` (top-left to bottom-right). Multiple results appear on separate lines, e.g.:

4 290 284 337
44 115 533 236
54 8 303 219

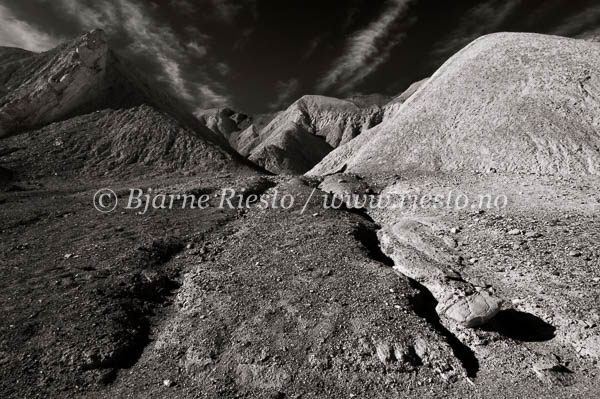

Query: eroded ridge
378 218 503 328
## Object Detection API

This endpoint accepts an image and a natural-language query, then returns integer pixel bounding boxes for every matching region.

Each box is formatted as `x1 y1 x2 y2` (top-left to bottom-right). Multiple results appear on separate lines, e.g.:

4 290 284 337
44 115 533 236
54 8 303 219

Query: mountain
0 29 215 141
0 30 254 183
194 107 248 140
233 112 278 156
194 107 278 157
191 87 425 175
309 33 600 176
246 95 385 174
1 105 251 181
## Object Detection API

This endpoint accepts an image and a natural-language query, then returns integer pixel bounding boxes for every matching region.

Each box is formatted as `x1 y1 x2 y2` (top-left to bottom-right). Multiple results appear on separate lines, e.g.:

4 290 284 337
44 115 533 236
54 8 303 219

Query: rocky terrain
1 29 600 399
213 89 423 175
193 85 425 175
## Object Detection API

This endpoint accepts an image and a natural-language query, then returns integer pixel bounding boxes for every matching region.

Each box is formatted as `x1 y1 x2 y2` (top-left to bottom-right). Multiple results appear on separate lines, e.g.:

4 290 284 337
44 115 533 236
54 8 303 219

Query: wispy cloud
269 78 300 110
53 0 117 33
316 0 414 95
0 4 63 51
302 37 321 59
215 62 230 77
186 41 207 58
169 0 197 15
194 83 231 109
208 0 242 24
551 5 600 38
428 0 521 63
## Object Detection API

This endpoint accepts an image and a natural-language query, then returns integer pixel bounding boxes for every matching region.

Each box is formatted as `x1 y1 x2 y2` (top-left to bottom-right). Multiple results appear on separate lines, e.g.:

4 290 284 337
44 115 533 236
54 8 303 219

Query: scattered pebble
525 231 541 239
443 236 458 248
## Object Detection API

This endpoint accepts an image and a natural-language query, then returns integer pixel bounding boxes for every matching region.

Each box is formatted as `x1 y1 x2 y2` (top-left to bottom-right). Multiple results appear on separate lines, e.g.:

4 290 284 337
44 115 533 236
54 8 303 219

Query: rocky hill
194 107 248 140
1 105 253 182
192 88 424 175
194 107 278 157
309 33 600 177
0 30 254 185
0 29 213 142
246 95 385 174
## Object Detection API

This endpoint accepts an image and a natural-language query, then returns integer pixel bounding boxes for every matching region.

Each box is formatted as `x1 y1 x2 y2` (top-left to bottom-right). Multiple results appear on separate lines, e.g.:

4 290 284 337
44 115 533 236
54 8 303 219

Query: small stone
64 253 73 259
450 227 460 234
532 354 575 387
508 229 521 235
443 236 458 248
568 251 582 257
525 231 541 239
163 379 174 387
375 342 394 365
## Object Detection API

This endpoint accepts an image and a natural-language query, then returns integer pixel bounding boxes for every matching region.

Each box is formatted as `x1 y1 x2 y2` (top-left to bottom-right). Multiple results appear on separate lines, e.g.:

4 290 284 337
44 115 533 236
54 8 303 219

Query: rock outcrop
309 33 600 176
379 218 503 328
0 30 109 137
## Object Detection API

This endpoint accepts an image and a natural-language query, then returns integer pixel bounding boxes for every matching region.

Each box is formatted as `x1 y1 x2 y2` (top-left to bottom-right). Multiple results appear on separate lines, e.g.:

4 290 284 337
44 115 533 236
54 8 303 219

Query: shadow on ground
481 309 556 342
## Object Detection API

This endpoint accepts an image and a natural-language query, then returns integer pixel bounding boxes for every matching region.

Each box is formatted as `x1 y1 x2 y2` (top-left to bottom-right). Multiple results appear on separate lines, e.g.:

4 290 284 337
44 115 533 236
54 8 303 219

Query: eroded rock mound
310 33 600 176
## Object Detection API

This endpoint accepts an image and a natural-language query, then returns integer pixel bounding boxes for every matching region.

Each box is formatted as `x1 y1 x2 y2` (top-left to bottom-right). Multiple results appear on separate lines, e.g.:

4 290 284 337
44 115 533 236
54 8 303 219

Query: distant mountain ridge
195 89 422 175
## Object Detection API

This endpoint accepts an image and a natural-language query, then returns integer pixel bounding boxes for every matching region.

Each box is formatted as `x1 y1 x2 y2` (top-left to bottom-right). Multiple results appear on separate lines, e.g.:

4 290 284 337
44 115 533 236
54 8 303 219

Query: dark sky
1 0 600 114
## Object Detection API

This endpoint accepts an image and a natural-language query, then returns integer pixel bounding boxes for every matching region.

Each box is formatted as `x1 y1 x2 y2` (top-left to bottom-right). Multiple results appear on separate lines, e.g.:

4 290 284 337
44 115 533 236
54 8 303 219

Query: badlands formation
309 33 600 176
1 29 600 399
